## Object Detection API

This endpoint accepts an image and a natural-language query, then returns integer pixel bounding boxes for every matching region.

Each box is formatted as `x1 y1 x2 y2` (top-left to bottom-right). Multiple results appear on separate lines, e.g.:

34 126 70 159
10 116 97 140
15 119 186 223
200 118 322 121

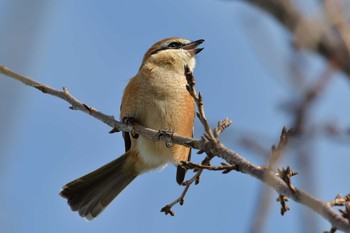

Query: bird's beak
182 39 205 55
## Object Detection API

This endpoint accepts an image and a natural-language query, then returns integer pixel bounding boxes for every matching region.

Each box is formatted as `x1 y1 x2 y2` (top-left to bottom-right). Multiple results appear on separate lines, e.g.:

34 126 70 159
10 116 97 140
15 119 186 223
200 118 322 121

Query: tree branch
160 156 211 216
1 65 349 232
243 0 350 80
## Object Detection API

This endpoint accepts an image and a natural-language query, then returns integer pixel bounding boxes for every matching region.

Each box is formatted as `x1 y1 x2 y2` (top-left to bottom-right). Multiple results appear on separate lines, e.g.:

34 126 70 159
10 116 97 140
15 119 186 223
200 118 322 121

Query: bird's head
140 37 204 72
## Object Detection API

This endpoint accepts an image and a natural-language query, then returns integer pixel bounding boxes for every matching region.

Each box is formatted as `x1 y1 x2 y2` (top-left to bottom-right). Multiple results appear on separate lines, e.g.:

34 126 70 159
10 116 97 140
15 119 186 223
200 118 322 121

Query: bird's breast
134 71 193 170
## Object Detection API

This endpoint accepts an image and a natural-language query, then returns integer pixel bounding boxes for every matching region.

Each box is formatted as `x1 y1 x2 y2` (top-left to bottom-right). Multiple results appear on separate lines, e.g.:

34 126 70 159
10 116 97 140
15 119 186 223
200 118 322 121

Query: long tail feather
60 151 137 220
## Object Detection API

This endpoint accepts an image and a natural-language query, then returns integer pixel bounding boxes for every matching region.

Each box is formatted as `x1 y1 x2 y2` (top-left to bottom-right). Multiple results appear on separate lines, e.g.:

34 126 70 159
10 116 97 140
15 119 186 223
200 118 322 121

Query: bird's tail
60 151 137 220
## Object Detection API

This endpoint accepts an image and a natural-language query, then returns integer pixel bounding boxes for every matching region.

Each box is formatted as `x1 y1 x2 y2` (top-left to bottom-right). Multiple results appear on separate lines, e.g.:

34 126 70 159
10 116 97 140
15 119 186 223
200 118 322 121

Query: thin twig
327 194 350 233
275 166 299 215
268 126 294 168
181 161 239 174
214 118 233 138
185 65 216 141
160 174 198 216
330 194 350 207
249 127 294 233
160 66 234 216
160 156 210 216
160 66 224 216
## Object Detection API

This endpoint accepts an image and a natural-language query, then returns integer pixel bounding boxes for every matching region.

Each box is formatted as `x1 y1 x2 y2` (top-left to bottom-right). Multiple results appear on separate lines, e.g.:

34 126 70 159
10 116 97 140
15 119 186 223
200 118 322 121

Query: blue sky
1 0 350 233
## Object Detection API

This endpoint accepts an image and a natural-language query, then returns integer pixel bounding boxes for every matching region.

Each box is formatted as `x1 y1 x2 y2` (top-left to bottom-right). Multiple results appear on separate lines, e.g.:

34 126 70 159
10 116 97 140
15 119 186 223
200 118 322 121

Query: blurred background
1 0 350 232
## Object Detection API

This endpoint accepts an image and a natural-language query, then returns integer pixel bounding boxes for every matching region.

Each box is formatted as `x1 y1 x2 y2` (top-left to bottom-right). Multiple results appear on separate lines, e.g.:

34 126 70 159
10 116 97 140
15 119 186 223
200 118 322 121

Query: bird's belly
136 136 172 171
136 98 183 170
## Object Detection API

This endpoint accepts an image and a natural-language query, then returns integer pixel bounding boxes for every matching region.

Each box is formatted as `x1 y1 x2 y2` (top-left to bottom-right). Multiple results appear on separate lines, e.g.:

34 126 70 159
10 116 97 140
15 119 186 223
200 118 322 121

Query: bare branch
161 156 211 215
268 126 294 168
160 171 199 216
181 161 240 174
185 65 216 141
214 118 233 138
1 65 350 232
275 166 299 215
327 194 350 233
244 0 350 79
276 195 290 216
0 65 123 131
330 194 350 207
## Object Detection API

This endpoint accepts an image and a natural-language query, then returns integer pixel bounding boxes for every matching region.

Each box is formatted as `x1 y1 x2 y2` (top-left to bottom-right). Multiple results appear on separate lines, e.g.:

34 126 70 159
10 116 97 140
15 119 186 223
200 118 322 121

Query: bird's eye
167 42 181 48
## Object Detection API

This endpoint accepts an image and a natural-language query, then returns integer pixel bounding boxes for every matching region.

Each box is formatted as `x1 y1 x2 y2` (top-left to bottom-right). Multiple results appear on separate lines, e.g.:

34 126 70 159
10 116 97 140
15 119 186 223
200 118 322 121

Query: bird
60 37 204 220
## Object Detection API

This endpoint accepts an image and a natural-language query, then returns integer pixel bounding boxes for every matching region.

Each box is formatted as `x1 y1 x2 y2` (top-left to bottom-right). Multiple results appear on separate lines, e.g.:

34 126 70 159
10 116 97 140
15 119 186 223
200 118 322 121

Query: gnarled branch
1 65 349 232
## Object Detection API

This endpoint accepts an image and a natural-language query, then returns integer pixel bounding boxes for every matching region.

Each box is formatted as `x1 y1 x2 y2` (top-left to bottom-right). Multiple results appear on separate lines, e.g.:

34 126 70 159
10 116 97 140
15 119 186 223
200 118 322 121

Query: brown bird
60 37 204 220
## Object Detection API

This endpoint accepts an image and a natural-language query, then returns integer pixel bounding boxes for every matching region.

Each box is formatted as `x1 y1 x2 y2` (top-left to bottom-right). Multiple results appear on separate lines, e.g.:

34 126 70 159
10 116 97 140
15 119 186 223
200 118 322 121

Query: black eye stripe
150 41 183 55
167 42 182 48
